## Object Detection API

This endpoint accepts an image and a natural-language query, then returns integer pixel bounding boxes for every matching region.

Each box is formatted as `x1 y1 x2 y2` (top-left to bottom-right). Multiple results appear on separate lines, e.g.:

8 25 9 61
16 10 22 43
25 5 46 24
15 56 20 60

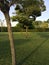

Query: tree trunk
4 12 16 65
1 22 3 32
26 26 28 38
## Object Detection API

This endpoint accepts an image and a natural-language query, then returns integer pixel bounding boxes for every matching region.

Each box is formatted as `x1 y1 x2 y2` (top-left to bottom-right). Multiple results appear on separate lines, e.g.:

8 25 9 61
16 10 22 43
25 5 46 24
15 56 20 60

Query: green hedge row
0 27 23 32
0 27 49 32
28 28 49 32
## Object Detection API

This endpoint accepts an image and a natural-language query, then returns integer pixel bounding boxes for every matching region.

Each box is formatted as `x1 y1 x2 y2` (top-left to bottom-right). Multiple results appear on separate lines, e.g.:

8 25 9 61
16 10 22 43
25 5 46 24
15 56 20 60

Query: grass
0 32 49 65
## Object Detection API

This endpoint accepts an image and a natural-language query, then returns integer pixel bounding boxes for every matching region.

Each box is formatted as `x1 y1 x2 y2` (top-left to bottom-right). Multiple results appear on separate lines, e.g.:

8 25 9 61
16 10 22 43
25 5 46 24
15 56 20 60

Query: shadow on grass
17 39 48 65
0 40 11 65
14 39 31 45
37 32 49 39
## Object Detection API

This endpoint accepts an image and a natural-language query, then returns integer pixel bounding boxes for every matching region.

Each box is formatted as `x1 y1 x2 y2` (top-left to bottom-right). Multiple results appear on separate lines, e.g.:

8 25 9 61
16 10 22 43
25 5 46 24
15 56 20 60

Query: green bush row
0 27 49 32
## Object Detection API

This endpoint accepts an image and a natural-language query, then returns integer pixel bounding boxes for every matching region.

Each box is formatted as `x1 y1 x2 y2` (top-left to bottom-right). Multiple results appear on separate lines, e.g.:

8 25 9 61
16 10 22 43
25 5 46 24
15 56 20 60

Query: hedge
0 27 49 32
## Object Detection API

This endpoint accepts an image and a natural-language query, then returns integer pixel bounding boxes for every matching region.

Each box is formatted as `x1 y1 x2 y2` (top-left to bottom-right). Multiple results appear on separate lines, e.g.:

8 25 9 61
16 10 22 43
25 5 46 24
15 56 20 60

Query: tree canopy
0 0 17 13
15 0 46 17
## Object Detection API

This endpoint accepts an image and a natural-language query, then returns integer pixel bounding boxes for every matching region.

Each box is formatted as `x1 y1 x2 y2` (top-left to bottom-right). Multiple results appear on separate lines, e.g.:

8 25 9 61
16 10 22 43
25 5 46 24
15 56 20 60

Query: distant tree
47 19 49 23
33 21 42 28
15 0 46 17
16 23 23 32
12 15 34 38
12 0 46 38
40 22 48 28
12 0 46 27
0 19 3 32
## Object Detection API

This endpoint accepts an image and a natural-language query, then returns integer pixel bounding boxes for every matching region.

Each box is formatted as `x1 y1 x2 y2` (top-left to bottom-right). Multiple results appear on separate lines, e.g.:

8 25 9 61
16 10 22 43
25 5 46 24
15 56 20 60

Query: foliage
33 21 42 28
0 0 25 13
16 22 35 29
40 22 48 28
12 13 35 30
12 0 46 31
15 0 46 17
47 19 49 23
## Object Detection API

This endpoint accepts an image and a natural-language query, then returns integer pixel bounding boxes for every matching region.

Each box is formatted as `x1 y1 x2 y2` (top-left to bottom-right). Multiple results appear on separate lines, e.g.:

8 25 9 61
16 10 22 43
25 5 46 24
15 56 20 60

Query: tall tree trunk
26 26 28 38
1 22 3 32
4 12 16 65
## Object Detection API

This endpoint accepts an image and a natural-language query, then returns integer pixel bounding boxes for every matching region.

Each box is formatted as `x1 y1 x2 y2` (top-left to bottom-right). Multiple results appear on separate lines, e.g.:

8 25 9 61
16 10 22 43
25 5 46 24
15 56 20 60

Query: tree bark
26 26 28 38
4 12 16 65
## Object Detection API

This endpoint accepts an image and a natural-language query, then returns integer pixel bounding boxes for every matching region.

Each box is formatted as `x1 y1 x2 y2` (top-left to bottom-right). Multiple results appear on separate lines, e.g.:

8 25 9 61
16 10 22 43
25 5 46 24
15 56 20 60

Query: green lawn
0 32 49 65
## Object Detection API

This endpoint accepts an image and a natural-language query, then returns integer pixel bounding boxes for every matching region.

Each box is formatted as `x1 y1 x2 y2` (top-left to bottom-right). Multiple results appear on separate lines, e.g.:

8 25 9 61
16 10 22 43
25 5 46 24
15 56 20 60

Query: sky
0 5 15 20
0 0 49 25
0 6 17 26
36 0 49 21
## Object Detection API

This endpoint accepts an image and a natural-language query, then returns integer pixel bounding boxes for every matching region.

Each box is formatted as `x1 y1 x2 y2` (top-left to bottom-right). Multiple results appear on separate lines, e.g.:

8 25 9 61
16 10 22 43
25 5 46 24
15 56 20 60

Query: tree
47 19 49 23
0 0 19 65
12 0 46 25
12 14 35 38
12 0 46 37
40 22 48 28
0 19 3 32
33 21 42 28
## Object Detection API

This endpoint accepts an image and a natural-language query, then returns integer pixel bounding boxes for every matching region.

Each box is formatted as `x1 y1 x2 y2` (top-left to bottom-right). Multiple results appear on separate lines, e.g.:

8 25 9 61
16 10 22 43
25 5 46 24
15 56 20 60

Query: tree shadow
0 40 11 65
17 38 48 65
37 32 49 39
14 39 31 45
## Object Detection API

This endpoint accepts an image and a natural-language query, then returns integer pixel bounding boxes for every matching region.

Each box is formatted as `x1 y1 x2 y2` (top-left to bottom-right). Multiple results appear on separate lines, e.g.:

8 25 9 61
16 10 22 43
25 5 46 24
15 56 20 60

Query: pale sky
0 5 15 20
36 0 49 21
0 6 17 27
0 0 49 23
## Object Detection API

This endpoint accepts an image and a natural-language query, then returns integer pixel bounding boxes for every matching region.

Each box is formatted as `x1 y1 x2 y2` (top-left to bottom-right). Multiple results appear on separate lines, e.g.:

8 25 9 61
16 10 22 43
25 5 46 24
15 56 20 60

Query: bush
0 27 7 32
